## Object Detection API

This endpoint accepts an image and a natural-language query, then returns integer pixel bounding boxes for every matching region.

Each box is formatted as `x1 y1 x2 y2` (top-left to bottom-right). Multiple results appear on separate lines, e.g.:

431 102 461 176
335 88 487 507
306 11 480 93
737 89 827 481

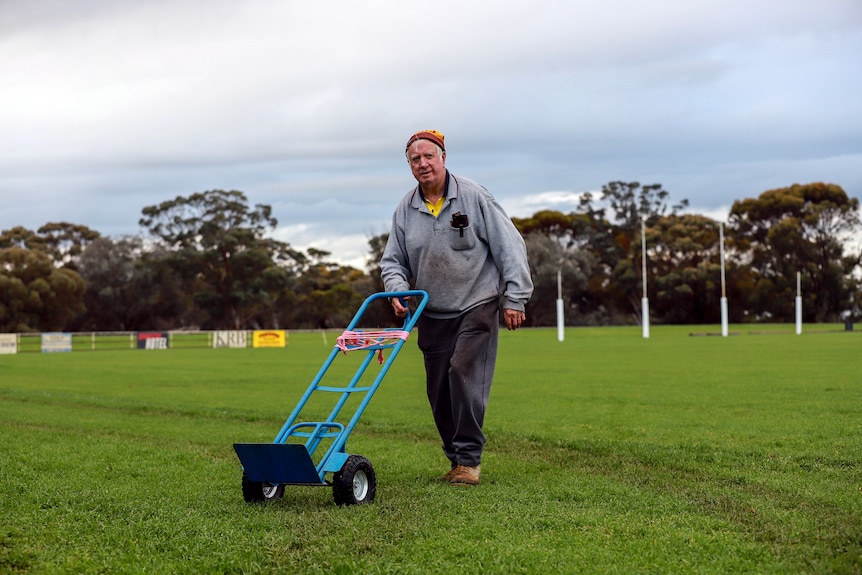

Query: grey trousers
417 299 499 468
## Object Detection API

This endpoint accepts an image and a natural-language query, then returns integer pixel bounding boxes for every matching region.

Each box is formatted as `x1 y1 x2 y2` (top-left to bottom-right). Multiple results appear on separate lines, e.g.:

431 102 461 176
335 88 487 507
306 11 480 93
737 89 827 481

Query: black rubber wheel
332 455 376 506
241 472 285 503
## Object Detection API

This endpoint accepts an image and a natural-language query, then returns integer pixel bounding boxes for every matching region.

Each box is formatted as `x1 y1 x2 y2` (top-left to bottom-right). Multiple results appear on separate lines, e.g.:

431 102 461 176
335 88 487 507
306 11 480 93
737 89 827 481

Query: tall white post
795 271 802 335
556 269 565 342
720 222 728 337
641 219 650 339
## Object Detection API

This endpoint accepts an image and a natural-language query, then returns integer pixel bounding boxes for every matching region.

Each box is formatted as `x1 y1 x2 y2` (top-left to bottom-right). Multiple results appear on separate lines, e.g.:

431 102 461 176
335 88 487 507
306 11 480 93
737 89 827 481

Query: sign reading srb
137 331 169 350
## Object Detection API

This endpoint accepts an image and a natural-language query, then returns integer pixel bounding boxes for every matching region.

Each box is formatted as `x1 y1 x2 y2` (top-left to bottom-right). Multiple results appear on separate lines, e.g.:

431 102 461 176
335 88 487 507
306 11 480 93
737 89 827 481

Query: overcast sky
2 0 860 268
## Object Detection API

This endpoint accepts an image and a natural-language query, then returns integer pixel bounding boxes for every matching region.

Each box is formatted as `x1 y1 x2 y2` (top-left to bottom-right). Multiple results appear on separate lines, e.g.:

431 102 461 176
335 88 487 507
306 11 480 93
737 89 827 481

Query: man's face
407 139 446 189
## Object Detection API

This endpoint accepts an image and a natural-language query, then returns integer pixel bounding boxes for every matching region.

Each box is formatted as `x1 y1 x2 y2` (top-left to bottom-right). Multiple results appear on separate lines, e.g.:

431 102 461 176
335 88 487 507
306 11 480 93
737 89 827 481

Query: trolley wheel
332 455 376 506
241 472 285 503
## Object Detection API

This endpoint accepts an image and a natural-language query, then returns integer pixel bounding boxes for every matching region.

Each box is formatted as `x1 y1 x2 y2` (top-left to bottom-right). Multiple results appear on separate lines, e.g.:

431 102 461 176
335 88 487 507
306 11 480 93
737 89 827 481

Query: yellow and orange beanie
405 130 445 151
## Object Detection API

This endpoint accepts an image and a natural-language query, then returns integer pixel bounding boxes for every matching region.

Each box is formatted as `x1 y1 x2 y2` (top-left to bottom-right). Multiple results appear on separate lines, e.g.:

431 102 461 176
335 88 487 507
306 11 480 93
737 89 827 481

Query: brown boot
448 465 481 486
441 467 458 482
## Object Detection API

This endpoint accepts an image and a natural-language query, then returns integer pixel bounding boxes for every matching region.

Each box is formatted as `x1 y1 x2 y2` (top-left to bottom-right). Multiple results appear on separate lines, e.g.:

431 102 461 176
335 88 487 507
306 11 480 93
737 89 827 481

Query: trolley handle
343 290 429 333
399 296 414 326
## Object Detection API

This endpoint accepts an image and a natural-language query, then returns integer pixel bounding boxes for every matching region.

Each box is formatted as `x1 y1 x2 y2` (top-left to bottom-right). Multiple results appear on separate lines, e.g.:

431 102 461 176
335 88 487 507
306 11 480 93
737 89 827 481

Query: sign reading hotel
137 331 169 350
252 330 286 348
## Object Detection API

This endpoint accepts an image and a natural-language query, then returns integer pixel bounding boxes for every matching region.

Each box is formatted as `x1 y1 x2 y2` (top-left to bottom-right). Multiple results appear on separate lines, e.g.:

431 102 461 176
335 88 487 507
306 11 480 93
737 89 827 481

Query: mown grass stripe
1 326 859 574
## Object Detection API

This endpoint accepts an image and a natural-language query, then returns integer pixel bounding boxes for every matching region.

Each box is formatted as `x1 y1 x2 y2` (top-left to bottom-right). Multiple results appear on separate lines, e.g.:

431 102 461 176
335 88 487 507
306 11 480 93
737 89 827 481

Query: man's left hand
503 309 525 331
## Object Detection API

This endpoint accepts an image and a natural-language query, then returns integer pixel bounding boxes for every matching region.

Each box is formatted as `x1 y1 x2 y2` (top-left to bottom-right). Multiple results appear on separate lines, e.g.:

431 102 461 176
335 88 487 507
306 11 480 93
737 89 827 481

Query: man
380 129 534 486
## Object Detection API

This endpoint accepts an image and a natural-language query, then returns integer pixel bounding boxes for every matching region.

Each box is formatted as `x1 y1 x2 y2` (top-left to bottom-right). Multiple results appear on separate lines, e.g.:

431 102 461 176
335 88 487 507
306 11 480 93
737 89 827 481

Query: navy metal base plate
233 443 323 485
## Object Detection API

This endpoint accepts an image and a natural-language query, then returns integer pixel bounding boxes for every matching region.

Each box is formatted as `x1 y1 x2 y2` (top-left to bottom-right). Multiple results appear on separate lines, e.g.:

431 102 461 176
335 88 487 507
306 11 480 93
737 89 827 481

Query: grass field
1 325 860 574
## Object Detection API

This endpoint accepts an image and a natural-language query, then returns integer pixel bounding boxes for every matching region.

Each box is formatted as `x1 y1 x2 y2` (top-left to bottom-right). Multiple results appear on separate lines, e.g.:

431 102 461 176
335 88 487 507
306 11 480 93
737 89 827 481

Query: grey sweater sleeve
379 196 413 293
477 191 534 312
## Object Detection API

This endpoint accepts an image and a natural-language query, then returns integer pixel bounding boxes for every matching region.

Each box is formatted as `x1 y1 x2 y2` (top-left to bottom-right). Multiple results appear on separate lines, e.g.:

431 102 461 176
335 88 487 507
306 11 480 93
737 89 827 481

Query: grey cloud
1 0 859 267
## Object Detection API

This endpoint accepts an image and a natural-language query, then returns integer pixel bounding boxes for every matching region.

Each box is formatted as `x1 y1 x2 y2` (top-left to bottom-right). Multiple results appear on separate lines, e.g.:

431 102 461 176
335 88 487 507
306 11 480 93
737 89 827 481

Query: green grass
1 326 860 574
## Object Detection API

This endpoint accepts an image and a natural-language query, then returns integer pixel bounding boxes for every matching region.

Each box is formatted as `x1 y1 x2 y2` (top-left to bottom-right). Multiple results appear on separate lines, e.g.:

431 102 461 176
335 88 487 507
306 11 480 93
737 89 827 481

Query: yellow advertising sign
252 330 287 348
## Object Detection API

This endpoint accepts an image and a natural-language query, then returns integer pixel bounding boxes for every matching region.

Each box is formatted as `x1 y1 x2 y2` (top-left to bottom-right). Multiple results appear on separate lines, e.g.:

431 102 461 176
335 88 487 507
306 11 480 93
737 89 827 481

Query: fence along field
0 325 860 574
5 329 305 353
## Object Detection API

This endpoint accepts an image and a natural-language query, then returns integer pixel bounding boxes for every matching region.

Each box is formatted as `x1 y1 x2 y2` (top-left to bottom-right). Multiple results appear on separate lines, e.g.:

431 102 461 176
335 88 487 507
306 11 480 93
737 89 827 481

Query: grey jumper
380 172 533 467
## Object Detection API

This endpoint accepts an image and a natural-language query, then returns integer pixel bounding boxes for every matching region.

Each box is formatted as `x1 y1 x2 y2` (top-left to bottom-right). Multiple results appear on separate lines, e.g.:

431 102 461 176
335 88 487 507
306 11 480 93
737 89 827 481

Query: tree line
1 182 859 333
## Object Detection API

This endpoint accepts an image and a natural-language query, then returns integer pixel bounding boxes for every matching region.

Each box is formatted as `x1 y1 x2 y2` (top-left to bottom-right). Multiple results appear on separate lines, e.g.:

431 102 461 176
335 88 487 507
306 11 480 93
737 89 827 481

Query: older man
380 130 533 485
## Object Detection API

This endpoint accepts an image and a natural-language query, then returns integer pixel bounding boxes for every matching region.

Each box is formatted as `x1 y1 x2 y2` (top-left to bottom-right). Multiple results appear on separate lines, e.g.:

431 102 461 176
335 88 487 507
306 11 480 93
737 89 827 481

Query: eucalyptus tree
37 222 101 270
0 244 85 332
729 182 860 322
0 225 89 331
577 182 690 323
646 214 730 324
72 236 191 331
285 248 370 329
139 190 304 329
512 210 601 325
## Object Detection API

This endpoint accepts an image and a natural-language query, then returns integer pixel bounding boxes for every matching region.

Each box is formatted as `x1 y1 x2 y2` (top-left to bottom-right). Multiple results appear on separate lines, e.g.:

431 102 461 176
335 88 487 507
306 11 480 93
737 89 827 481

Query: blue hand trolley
233 290 428 506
